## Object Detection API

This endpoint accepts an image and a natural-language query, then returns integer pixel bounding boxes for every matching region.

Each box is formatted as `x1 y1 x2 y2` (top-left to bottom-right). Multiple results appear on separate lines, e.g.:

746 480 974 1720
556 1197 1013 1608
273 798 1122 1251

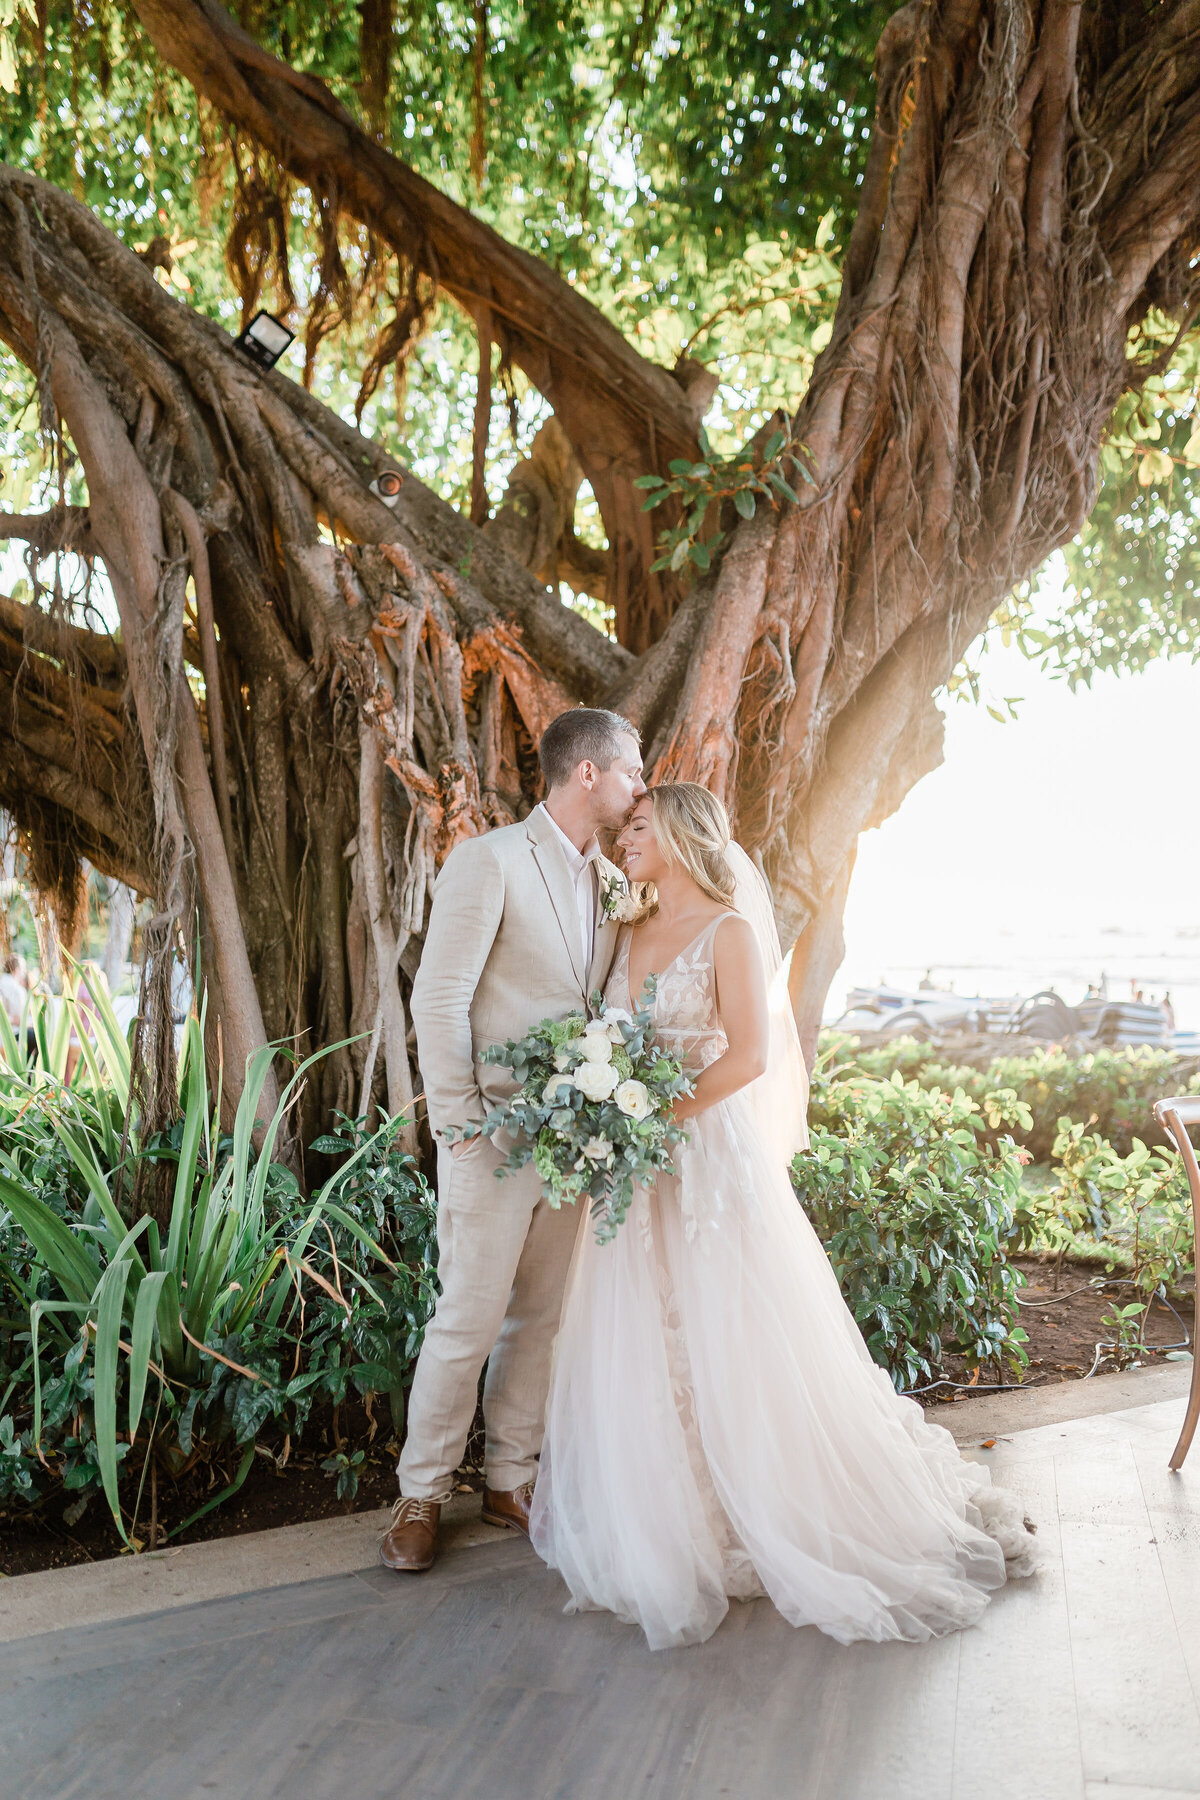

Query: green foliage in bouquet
792 1062 1032 1391
449 984 691 1244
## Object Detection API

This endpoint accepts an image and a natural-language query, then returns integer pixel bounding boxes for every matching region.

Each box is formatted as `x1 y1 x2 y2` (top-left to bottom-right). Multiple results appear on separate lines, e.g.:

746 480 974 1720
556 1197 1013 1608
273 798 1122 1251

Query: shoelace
391 1496 438 1527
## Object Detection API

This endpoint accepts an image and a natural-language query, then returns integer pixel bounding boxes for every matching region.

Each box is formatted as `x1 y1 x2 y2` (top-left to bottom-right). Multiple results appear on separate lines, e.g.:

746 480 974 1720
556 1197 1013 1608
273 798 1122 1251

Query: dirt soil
0 1400 487 1580
923 1255 1195 1407
2 1261 1193 1577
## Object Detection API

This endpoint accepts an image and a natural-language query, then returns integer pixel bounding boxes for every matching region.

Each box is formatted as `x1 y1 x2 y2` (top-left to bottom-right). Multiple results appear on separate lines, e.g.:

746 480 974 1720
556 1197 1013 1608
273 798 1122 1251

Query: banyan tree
1 0 1198 1148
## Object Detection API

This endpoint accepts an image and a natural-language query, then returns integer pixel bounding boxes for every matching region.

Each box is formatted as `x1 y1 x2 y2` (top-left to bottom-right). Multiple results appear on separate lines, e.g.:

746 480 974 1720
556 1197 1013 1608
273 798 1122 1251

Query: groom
380 707 645 1572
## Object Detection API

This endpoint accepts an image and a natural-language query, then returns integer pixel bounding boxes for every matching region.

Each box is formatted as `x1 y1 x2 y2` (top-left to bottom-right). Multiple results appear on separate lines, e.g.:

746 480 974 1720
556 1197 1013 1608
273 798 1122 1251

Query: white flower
598 867 640 924
579 1025 613 1065
542 1075 574 1107
553 1049 573 1071
574 1059 620 1102
614 1079 653 1121
598 871 627 920
581 1136 613 1162
599 1007 633 1042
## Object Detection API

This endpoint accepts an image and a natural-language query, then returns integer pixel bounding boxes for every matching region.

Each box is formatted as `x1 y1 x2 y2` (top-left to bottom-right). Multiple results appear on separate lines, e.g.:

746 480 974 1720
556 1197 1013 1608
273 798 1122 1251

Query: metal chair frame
1152 1094 1200 1470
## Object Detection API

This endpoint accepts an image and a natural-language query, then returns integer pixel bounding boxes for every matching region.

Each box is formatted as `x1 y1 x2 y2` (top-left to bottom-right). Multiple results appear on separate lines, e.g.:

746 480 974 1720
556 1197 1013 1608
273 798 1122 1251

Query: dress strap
701 910 739 950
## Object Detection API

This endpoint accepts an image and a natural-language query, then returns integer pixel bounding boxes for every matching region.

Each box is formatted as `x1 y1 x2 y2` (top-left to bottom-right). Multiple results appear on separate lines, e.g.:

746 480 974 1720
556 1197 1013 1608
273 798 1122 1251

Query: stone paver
0 1369 1196 1800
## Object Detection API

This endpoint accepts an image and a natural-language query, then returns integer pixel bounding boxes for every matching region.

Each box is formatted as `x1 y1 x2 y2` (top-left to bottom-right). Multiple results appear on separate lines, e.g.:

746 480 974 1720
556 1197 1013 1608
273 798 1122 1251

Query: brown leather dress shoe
480 1482 535 1536
379 1497 441 1572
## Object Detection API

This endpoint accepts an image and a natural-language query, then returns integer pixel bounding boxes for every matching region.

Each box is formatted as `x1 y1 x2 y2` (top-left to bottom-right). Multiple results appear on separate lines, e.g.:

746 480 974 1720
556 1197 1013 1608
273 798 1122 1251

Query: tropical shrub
792 1065 1031 1391
1012 1120 1191 1297
0 986 436 1540
827 1034 1200 1161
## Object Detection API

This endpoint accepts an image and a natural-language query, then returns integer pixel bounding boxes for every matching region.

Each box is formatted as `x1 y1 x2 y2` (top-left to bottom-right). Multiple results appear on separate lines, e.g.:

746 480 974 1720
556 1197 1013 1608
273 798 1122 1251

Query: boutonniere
598 867 639 924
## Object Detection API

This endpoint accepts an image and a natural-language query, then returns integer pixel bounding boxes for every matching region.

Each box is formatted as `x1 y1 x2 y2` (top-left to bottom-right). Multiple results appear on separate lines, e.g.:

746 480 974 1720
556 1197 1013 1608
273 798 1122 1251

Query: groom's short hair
539 708 639 790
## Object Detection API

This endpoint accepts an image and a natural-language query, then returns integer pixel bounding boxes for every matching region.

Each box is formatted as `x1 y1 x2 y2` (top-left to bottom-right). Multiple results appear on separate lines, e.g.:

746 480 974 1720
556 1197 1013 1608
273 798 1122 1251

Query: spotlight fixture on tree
369 468 404 509
233 309 295 370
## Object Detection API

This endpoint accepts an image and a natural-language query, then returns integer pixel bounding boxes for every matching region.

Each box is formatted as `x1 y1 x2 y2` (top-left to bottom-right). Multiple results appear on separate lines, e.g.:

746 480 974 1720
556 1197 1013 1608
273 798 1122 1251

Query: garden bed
0 1396 486 1578
5 1260 1192 1578
4 1022 1195 1581
923 1255 1195 1406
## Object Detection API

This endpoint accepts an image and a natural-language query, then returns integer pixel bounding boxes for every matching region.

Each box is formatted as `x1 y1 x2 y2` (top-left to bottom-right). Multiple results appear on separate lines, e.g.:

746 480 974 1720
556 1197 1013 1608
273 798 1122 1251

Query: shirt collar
539 803 601 874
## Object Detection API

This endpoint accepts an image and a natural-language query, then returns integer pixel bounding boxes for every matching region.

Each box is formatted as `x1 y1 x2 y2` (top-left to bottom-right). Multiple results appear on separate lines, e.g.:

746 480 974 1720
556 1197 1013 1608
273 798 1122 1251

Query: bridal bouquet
446 987 692 1243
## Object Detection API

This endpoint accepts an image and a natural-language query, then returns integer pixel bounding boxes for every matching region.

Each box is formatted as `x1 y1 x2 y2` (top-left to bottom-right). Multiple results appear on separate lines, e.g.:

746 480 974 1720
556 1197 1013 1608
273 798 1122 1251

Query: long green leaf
165 1444 255 1540
184 1170 217 1291
128 1269 170 1437
72 1026 113 1128
31 1004 51 1072
187 1208 240 1339
225 1246 288 1333
0 998 26 1072
316 1200 398 1272
245 1035 363 1237
166 1017 207 1279
0 1173 104 1300
262 1259 300 1330
93 1255 134 1538
155 1270 184 1376
68 964 132 1113
45 997 72 1081
28 1300 89 1442
48 1117 136 1255
227 1044 280 1242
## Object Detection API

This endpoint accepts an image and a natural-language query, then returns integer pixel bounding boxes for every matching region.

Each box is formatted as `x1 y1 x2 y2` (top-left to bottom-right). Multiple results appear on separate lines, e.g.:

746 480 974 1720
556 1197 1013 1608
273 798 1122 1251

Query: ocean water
830 640 1200 1037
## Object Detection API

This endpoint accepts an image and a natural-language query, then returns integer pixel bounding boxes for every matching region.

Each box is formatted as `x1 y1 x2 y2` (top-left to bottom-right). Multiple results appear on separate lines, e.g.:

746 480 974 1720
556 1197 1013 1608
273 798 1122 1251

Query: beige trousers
397 1135 580 1500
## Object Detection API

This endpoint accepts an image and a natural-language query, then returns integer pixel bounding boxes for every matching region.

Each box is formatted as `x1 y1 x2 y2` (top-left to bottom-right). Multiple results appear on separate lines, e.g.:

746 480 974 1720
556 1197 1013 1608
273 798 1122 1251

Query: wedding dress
529 868 1036 1651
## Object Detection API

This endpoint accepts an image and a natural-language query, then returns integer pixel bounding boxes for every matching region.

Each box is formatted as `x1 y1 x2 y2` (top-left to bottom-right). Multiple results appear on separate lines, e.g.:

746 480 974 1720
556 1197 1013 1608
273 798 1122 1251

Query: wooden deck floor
3 1393 1198 1800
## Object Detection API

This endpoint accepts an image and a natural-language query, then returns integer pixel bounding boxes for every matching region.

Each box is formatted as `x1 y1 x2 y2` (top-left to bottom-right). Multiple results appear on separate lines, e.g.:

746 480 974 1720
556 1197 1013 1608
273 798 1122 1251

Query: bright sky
835 586 1200 1027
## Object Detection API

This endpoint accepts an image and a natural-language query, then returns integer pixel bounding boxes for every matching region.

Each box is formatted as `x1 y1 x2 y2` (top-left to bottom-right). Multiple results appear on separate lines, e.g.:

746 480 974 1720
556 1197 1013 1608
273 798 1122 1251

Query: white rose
614 1079 653 1121
542 1075 574 1107
579 1026 613 1065
581 1136 613 1162
553 1049 573 1071
612 891 641 924
574 1059 620 1102
599 1007 633 1043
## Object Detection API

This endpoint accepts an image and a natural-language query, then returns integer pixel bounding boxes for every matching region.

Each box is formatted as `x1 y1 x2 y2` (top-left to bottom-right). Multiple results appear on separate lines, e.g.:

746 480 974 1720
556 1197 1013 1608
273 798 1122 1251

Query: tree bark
1 0 1198 1137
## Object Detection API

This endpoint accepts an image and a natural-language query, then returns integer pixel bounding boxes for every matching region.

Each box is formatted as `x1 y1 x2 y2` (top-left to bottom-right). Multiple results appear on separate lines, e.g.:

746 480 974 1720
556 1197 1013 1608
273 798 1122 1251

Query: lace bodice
608 914 731 1075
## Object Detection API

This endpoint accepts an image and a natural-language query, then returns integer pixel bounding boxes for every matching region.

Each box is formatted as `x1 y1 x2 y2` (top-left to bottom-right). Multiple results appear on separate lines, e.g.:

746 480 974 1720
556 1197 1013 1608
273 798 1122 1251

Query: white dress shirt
537 803 602 975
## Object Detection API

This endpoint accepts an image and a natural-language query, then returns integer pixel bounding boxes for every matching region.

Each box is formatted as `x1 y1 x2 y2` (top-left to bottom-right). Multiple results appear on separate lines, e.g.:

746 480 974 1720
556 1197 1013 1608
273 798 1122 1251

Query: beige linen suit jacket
411 806 625 1141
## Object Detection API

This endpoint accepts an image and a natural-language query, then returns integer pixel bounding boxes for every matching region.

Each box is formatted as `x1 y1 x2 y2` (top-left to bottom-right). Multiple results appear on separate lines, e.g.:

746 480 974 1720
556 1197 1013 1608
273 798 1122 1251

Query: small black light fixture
369 468 405 509
234 309 296 370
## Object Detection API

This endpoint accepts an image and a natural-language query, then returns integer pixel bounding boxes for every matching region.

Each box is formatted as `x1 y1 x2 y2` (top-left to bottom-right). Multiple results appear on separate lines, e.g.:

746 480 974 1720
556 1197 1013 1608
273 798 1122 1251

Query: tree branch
127 0 704 642
0 505 93 555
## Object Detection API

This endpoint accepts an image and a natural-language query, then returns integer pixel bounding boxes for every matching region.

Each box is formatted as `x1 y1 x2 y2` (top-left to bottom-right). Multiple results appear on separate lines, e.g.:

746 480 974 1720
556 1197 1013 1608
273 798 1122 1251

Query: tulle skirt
529 1089 1036 1651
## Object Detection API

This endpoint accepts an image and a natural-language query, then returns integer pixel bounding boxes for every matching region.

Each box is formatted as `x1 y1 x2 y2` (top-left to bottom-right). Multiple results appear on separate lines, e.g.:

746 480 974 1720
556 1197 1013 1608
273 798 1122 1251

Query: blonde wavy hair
626 783 738 922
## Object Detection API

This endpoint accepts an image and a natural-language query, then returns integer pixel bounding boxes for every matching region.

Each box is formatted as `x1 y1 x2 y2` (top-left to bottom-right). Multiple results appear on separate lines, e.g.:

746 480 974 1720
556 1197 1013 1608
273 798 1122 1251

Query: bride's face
616 799 670 885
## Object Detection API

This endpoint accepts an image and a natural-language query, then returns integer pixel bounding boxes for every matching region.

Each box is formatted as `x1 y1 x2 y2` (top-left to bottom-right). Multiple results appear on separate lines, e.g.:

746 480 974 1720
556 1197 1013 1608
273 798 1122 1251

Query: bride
529 783 1036 1651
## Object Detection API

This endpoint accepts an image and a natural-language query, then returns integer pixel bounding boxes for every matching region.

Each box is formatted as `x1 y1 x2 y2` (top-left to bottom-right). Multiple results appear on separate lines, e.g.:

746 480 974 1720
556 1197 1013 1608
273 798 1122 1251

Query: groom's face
587 733 646 830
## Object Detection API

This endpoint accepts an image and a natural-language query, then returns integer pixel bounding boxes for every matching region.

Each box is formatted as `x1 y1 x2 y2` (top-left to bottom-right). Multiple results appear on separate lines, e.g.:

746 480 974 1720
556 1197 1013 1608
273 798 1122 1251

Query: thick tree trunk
1 0 1198 1140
